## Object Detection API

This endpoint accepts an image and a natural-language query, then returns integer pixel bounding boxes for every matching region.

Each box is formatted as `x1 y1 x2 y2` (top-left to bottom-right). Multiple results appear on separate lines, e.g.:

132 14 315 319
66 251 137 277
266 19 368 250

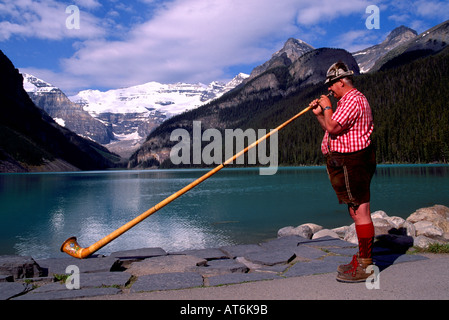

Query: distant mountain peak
353 25 418 73
385 26 418 42
247 37 314 81
369 19 449 72
22 73 58 93
274 38 314 61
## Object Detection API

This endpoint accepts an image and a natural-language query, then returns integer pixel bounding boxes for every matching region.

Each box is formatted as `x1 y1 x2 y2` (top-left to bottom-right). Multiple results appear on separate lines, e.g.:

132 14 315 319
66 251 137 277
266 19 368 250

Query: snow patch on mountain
22 73 59 93
68 73 249 118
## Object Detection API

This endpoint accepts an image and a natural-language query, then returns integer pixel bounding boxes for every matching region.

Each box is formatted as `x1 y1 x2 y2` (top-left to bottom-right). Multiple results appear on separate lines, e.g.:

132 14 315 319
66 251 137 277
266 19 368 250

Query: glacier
68 74 249 118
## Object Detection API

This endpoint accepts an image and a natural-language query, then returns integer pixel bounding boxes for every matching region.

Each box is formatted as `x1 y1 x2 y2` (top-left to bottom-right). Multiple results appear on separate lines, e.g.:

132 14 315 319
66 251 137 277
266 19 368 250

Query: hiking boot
337 253 359 273
336 256 374 283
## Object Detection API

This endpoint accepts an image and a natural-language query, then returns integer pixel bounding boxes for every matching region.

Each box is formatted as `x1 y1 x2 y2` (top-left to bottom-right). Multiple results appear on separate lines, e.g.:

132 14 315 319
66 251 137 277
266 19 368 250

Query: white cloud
296 0 371 25
331 29 382 52
74 0 102 9
60 0 305 89
385 0 449 32
388 14 411 24
414 0 449 20
58 0 377 90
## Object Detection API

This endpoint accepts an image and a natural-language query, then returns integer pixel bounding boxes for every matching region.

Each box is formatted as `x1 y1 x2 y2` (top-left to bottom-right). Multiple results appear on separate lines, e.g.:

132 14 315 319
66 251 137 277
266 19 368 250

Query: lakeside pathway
1 234 440 300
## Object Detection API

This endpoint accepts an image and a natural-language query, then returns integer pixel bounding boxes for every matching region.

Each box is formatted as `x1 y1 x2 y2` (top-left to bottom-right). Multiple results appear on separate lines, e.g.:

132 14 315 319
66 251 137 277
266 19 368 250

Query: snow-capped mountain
69 73 249 118
23 73 248 158
23 73 114 144
23 73 58 93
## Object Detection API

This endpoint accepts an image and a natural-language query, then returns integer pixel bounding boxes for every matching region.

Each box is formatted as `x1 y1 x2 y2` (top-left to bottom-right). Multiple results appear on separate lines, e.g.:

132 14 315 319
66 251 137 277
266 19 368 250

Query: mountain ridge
353 25 418 72
245 38 314 82
24 73 114 144
23 72 249 158
370 19 449 72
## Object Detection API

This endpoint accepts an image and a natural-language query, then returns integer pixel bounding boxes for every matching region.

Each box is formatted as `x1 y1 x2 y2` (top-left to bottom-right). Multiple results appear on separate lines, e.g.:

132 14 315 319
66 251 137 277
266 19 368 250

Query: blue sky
1 0 448 95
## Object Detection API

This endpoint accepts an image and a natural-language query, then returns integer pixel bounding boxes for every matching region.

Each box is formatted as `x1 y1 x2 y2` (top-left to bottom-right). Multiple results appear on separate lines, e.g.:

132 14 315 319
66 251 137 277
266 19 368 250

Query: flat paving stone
250 263 291 274
173 248 229 260
26 282 67 293
202 259 249 274
283 256 348 278
130 272 203 293
294 245 328 260
79 271 132 288
244 249 296 266
36 256 121 276
110 247 167 260
302 236 356 248
11 271 131 300
0 282 31 300
208 272 280 287
13 287 121 300
259 236 308 251
125 255 207 276
326 247 358 256
220 244 264 259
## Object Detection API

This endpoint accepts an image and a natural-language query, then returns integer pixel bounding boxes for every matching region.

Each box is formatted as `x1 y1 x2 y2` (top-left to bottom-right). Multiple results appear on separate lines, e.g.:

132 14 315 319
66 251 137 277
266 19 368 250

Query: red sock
355 223 375 258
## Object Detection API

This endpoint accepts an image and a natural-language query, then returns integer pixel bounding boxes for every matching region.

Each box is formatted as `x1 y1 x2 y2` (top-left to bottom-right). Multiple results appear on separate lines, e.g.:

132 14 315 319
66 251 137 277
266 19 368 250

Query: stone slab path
0 235 428 300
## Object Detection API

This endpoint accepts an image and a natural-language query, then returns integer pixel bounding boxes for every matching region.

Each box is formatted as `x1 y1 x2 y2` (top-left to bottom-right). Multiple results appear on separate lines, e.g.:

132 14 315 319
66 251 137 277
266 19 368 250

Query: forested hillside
359 47 449 163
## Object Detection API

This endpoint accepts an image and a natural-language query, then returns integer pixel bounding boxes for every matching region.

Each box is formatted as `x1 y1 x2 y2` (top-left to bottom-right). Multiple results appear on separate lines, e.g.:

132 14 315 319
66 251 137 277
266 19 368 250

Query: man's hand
310 95 331 116
319 95 331 109
309 98 322 116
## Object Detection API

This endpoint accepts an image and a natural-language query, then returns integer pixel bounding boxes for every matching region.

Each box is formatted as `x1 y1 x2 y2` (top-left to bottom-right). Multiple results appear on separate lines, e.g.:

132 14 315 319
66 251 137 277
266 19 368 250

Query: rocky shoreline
278 204 449 249
0 204 447 300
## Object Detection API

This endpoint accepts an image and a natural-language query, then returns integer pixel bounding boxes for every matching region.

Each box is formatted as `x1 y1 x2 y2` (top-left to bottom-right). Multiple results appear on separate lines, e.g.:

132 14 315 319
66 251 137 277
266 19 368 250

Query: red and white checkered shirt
321 88 374 155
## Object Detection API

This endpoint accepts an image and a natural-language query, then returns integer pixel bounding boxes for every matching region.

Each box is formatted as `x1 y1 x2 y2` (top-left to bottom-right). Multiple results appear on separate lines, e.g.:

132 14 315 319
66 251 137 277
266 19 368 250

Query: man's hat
324 62 354 84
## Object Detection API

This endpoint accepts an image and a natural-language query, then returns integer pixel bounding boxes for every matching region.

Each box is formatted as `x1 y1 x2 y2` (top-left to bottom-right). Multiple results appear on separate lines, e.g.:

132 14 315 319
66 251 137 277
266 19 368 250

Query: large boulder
277 223 323 239
414 221 444 238
406 205 449 235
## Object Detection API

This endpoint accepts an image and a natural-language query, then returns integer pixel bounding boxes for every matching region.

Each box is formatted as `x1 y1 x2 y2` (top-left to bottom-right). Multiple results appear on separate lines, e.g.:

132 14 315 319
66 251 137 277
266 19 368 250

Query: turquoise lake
1 165 448 259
